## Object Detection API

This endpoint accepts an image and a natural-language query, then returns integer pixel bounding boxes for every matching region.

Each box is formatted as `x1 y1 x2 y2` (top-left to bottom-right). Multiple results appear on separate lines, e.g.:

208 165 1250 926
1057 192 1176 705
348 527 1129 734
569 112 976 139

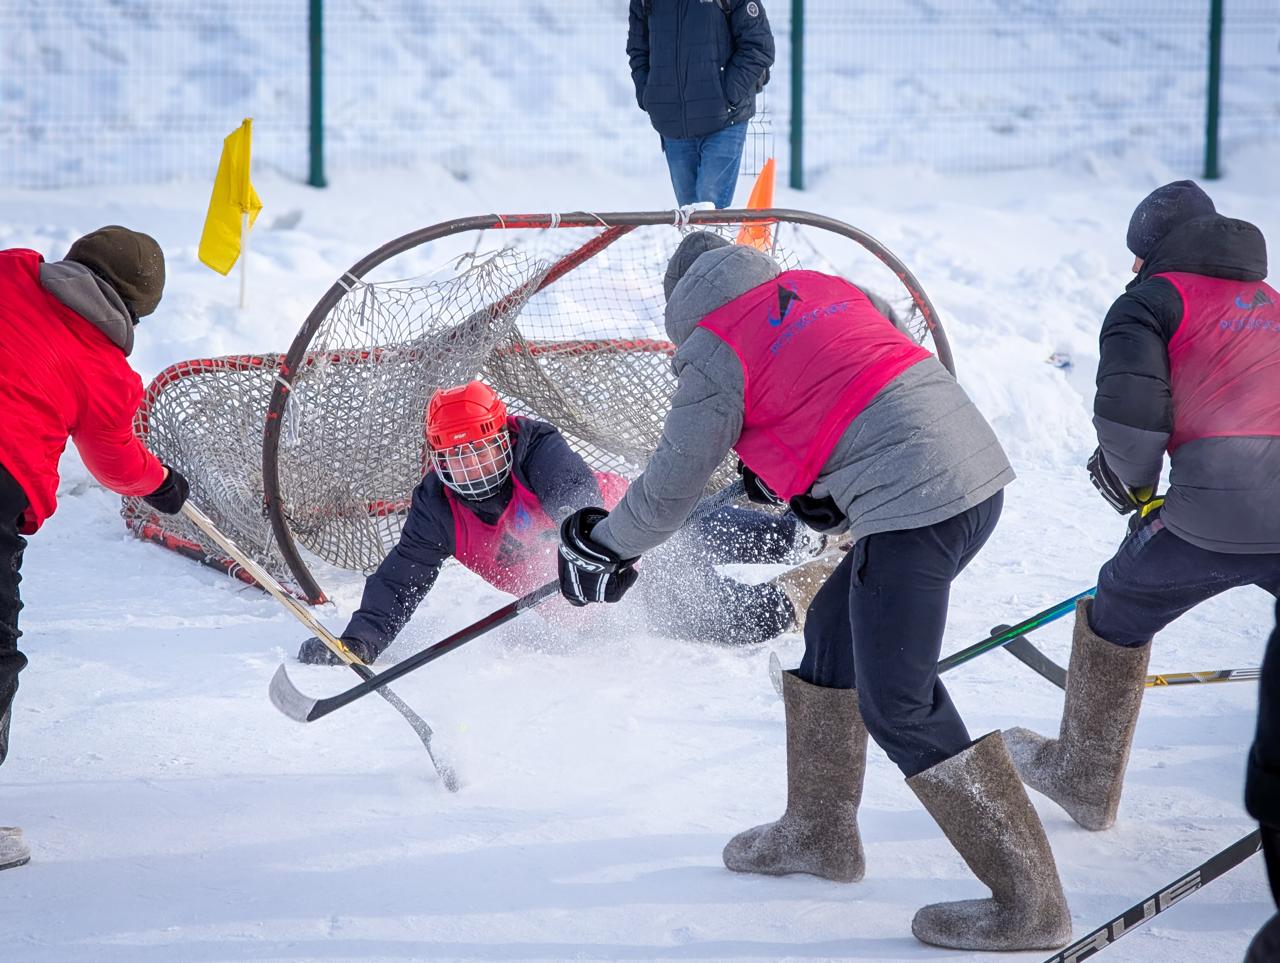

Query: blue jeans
1091 512 1280 647
662 122 749 209
798 491 1004 777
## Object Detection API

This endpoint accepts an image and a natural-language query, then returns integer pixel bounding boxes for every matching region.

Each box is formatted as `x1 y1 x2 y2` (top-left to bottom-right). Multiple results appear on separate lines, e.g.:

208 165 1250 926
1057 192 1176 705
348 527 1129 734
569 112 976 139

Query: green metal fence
1 2 1275 191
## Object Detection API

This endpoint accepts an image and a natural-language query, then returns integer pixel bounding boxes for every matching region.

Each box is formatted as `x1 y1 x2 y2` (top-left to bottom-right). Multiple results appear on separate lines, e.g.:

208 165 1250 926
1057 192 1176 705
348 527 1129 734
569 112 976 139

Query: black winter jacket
1094 213 1280 553
627 0 774 140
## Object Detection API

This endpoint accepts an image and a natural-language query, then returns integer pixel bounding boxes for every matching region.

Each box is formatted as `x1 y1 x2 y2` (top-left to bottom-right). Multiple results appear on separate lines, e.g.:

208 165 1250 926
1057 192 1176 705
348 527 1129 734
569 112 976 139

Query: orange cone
735 157 776 252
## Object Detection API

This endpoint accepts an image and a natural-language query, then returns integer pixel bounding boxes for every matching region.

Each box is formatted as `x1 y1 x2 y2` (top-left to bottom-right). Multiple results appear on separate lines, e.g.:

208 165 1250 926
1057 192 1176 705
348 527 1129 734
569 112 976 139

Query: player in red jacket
0 226 189 871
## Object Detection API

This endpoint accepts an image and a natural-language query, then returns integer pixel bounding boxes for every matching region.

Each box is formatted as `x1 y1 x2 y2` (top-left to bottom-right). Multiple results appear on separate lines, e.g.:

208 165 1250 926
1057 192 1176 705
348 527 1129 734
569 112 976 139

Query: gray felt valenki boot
1004 599 1152 831
908 732 1072 951
0 827 29 871
723 670 867 882
770 548 848 631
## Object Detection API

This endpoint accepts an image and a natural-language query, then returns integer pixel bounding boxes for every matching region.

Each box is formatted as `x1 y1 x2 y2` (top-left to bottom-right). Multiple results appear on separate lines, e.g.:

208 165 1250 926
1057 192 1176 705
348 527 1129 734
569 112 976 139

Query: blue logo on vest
767 284 802 327
1235 289 1273 311
512 504 532 532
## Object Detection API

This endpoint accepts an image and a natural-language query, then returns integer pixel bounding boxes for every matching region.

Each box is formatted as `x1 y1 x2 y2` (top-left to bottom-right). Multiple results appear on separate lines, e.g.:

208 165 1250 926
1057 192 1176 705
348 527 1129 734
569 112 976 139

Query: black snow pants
798 489 1003 778
0 463 29 767
641 505 801 646
1090 511 1280 648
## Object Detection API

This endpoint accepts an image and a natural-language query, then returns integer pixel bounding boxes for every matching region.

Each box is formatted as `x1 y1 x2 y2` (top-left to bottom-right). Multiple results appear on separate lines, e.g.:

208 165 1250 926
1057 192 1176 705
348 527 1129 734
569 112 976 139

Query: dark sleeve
1092 278 1182 489
342 479 456 649
520 420 603 522
722 0 775 110
626 0 650 110
1246 598 1280 828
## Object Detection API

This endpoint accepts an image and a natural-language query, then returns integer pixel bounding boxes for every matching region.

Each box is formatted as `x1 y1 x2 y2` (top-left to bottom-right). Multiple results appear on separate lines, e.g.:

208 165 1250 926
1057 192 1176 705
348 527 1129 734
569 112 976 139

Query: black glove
297 635 383 666
788 491 849 534
738 459 784 507
1087 447 1158 516
558 507 639 607
142 465 189 514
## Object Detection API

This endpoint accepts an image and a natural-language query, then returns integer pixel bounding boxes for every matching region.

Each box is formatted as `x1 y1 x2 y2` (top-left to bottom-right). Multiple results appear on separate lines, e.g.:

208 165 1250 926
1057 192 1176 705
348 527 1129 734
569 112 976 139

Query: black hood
1131 213 1267 290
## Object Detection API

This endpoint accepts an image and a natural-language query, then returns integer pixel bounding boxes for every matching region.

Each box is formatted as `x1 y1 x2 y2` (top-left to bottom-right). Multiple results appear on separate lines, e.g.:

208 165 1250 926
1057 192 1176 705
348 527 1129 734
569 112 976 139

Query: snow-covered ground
2 145 1279 961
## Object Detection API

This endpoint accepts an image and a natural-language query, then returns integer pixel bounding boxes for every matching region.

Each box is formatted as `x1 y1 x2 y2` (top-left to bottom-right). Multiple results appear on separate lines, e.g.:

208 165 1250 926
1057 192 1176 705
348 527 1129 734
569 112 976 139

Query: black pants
0 463 29 767
798 490 1002 777
1248 599 1280 910
641 506 800 646
1091 514 1280 647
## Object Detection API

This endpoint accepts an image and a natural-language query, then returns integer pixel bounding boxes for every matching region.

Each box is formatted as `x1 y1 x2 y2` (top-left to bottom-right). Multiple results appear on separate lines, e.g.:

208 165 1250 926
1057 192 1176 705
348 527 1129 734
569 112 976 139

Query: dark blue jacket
342 417 602 650
628 0 775 140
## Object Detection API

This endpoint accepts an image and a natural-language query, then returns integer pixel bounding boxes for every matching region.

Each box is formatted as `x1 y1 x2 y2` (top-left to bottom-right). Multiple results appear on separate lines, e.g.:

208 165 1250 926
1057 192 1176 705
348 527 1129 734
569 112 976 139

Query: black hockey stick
1000 625 1261 690
270 479 747 725
181 503 459 790
1040 829 1262 963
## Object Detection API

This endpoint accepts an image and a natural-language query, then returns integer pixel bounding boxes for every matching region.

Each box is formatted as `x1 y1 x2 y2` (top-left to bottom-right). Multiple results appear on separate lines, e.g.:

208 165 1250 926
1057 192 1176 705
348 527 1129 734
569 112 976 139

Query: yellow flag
198 118 263 276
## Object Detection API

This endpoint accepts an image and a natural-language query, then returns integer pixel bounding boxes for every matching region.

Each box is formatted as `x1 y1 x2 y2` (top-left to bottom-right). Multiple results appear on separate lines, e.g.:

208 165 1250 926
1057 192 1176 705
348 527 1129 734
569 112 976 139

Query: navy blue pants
798 491 1003 777
1091 514 1280 648
0 463 29 767
643 505 800 646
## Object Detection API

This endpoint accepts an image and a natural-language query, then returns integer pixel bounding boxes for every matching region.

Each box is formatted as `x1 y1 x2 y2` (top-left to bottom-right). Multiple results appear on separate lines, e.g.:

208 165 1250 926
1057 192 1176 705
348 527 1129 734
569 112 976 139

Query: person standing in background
627 0 774 209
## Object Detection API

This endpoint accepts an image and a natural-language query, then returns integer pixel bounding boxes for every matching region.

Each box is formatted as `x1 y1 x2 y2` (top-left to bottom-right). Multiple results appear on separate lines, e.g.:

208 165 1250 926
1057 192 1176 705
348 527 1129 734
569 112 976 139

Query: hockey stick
935 588 1096 673
1040 829 1262 963
269 479 748 725
768 587 1098 698
180 502 459 791
1000 627 1261 690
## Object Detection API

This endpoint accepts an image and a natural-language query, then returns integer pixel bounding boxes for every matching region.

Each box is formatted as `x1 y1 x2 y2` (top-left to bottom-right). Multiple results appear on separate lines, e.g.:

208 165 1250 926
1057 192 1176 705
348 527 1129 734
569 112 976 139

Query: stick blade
269 664 321 723
768 650 785 700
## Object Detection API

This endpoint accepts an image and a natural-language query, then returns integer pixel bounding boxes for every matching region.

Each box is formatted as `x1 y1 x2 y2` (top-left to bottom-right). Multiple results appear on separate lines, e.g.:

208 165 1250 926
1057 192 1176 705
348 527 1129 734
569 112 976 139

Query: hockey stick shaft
1000 627 1260 690
769 589 1100 699
270 480 747 724
181 502 458 790
935 588 1096 673
1040 829 1262 963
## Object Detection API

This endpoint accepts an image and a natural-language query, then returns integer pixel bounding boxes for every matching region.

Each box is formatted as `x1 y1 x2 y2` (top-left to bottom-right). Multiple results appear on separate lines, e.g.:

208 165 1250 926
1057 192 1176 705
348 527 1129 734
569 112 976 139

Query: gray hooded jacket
593 245 1014 559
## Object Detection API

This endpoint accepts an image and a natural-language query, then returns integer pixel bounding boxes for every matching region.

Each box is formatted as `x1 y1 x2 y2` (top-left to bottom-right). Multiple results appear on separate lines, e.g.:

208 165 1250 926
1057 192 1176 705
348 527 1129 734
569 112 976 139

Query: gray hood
664 244 781 348
39 259 135 355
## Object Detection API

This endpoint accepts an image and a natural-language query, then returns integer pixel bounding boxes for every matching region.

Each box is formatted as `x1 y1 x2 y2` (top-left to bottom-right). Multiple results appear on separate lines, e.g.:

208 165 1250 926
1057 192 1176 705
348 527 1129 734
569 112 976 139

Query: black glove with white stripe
558 507 639 607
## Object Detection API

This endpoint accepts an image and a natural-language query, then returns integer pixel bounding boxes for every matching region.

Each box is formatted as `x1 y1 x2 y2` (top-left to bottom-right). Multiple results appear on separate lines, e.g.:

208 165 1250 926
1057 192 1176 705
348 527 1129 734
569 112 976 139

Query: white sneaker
0 827 30 870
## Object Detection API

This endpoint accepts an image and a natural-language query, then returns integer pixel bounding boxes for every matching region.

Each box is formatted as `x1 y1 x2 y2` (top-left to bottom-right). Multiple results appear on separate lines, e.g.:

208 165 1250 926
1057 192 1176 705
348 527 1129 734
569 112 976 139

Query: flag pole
238 210 249 309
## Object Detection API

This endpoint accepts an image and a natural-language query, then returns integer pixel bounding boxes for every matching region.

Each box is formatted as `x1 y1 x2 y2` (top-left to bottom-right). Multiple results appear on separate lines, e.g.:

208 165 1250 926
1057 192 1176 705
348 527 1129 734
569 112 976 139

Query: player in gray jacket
555 232 1071 952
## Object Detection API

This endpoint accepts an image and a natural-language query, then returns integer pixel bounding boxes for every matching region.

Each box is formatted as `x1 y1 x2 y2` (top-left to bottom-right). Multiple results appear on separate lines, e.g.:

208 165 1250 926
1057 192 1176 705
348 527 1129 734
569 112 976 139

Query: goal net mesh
122 218 932 601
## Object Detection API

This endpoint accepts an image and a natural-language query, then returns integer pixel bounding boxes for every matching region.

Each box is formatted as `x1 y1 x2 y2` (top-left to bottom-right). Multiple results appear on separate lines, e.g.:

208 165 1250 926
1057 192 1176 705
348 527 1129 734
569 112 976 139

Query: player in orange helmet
297 379 837 664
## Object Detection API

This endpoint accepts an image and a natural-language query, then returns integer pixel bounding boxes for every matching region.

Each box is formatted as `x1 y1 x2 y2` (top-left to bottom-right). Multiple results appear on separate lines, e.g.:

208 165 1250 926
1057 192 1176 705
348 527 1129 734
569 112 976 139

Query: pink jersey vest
448 470 627 596
1158 272 1280 452
698 270 931 500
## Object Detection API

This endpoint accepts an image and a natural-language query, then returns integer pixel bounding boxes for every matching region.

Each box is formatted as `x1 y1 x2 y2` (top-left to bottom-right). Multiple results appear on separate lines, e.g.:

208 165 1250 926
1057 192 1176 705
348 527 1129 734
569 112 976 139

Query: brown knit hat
66 225 166 319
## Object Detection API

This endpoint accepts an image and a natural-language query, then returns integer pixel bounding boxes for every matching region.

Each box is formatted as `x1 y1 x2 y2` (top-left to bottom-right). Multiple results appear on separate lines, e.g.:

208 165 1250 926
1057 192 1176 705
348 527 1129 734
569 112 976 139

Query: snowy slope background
3 5 1280 963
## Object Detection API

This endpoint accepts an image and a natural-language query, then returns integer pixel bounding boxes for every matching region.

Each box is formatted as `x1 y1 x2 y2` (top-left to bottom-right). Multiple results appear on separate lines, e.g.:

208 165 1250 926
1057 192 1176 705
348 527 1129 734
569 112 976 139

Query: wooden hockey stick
181 502 459 791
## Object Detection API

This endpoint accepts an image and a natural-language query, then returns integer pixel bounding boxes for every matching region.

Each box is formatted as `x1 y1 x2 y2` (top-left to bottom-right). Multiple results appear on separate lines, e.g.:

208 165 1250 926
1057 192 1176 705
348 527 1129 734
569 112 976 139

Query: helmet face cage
430 430 513 500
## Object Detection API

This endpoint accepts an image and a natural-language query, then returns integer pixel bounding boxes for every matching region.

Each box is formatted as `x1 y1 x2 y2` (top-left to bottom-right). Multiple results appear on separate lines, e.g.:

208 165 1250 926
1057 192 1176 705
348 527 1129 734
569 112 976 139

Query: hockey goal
122 209 952 603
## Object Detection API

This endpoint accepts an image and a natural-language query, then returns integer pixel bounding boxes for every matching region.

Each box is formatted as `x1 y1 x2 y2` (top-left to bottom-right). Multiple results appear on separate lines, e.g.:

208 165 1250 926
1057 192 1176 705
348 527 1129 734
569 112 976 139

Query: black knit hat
66 225 166 319
664 231 731 301
1126 181 1216 260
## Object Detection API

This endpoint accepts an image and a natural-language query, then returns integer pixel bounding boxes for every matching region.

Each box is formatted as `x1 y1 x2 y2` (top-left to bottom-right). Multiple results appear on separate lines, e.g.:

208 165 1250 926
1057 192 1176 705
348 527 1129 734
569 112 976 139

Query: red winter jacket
0 249 164 534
